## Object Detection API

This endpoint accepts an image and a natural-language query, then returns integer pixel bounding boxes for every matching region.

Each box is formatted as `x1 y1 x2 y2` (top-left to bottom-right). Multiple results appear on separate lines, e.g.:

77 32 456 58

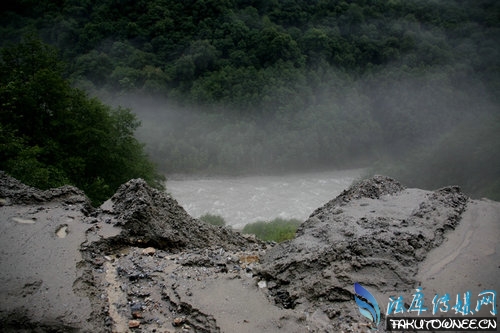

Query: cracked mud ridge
1 171 499 332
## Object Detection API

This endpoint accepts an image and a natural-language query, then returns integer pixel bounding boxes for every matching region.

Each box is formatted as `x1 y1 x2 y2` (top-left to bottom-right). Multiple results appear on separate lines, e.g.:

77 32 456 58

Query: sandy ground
416 198 500 317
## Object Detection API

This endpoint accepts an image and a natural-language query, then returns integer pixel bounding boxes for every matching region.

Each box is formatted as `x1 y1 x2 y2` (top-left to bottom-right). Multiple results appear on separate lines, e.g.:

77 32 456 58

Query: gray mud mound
257 176 469 330
101 178 259 251
318 174 406 206
0 171 92 210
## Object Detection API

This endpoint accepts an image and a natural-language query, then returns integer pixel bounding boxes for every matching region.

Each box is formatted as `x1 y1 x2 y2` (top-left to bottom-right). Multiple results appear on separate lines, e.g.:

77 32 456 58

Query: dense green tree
0 36 164 204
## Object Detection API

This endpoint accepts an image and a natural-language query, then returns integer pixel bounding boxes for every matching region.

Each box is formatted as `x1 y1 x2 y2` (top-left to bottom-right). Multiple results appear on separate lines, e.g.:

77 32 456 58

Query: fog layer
108 62 499 200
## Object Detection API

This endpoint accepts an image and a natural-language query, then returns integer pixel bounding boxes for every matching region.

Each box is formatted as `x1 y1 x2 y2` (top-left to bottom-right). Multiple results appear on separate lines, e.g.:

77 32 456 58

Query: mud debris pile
99 178 259 251
1 172 497 332
256 176 469 328
0 170 92 209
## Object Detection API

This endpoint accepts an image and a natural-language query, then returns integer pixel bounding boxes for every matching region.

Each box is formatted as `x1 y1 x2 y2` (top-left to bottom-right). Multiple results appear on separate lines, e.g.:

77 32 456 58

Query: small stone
92 258 105 266
128 319 140 328
239 254 259 264
172 317 185 326
142 247 156 255
132 311 143 319
105 317 113 326
258 280 267 289
130 302 144 312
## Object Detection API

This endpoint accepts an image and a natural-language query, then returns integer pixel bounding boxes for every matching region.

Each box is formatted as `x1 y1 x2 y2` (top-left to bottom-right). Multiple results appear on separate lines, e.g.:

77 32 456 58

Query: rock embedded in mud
239 254 259 265
173 316 186 326
132 310 143 319
142 247 156 255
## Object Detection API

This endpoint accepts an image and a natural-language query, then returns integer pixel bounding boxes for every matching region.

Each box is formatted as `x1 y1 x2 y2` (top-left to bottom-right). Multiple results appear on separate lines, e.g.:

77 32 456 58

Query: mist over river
166 169 363 229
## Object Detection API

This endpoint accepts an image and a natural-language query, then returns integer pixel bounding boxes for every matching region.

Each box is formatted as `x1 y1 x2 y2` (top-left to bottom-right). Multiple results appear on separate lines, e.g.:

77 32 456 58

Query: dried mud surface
1 172 498 332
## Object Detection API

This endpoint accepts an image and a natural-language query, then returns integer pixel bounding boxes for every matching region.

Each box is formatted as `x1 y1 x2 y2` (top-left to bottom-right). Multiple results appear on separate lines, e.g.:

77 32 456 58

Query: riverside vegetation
199 213 227 227
1 0 499 201
199 213 301 243
242 217 302 243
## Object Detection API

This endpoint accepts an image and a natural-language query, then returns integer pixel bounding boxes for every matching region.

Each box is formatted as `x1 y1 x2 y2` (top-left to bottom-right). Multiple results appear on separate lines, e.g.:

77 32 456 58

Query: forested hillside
1 0 499 199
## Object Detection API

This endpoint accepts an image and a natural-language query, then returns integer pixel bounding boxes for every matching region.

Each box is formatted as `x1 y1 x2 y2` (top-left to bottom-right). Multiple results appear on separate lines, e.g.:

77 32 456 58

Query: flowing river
166 169 363 229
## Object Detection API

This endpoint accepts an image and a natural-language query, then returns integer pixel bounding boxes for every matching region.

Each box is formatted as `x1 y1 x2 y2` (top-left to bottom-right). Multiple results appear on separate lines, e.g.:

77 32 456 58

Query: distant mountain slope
1 0 499 197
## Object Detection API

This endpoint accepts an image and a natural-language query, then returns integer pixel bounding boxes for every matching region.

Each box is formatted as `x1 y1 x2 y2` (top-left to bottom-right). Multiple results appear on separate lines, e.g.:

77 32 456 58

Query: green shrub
242 217 301 243
199 213 226 227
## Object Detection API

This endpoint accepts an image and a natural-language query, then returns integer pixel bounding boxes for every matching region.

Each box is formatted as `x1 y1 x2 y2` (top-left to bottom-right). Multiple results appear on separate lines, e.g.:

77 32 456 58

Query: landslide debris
0 173 284 333
83 180 280 333
0 170 92 210
1 172 474 332
99 178 258 251
257 175 469 330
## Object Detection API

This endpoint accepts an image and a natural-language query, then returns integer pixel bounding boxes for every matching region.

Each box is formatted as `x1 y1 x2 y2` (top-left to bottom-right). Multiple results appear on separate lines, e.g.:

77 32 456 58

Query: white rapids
166 169 363 229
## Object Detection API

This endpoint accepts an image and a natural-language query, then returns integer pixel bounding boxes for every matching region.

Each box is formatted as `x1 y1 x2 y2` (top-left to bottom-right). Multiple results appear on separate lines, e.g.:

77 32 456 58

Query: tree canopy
1 0 497 99
0 36 164 204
